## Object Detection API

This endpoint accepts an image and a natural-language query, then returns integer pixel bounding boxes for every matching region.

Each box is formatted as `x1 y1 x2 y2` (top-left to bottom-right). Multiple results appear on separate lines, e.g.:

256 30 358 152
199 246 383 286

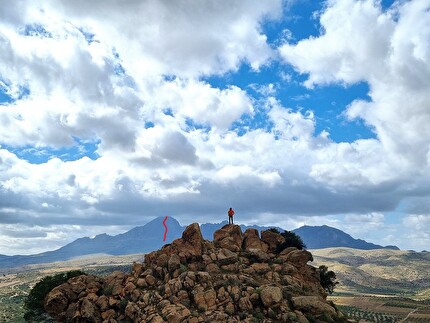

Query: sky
0 0 429 255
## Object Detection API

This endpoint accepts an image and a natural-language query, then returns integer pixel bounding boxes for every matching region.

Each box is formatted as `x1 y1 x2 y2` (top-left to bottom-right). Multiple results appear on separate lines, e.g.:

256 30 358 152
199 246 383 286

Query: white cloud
151 79 254 131
0 0 429 254
280 0 430 184
39 0 282 78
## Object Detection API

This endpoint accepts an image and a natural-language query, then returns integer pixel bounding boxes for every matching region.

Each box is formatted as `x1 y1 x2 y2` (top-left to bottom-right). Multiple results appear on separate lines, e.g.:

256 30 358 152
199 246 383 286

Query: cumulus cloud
280 0 430 174
0 0 429 254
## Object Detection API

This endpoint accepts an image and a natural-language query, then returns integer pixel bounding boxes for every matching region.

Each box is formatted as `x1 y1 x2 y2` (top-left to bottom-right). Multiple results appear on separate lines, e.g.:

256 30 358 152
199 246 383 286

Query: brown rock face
261 229 285 252
44 287 69 318
44 223 346 323
260 286 282 307
242 228 269 252
213 224 243 252
181 223 205 252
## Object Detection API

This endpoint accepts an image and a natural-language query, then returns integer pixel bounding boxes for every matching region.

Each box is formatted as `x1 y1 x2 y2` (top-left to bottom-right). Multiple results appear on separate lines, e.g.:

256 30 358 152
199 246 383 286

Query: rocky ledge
44 224 346 322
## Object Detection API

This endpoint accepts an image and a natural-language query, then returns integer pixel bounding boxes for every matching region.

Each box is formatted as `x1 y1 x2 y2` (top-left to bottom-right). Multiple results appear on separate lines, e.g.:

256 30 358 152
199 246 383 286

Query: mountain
0 218 398 271
0 216 183 270
293 225 399 250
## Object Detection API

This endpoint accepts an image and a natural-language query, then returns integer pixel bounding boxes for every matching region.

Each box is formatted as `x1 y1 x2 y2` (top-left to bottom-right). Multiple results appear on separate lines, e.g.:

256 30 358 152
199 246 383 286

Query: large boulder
291 296 337 317
260 286 282 307
286 249 313 266
213 224 243 252
242 228 269 252
261 230 285 253
44 286 69 319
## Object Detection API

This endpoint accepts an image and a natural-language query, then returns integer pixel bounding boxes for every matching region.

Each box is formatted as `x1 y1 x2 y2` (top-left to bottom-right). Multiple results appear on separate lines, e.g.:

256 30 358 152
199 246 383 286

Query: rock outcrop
44 223 346 322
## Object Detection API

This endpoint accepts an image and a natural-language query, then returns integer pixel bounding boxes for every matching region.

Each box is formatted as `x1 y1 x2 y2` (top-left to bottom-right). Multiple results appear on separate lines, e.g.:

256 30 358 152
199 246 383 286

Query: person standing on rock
228 207 235 224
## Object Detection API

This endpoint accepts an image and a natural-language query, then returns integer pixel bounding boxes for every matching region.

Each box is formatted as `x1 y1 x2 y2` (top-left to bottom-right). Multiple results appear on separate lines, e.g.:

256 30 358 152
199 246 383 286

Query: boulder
261 230 285 253
286 249 313 266
168 254 181 272
80 297 100 322
213 224 243 252
245 248 270 262
260 286 282 307
171 223 206 261
161 304 191 323
292 296 337 317
216 248 238 265
44 285 69 318
242 228 269 252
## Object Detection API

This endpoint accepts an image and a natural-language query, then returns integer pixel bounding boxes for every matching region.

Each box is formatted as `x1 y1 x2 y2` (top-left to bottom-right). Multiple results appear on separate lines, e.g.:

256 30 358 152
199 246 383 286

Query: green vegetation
319 265 338 294
268 228 306 251
24 270 85 321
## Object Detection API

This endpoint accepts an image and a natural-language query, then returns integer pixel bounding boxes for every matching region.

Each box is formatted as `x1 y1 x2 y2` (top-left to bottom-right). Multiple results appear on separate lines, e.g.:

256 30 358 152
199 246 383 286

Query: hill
293 225 399 250
42 223 347 322
311 247 430 297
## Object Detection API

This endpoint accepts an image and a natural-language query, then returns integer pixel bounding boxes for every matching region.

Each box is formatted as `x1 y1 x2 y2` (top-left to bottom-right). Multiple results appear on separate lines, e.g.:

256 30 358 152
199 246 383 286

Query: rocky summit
44 223 346 322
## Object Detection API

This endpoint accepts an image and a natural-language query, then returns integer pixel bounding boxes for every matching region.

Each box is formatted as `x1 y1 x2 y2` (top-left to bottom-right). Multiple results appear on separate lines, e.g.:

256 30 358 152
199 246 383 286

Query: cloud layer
0 0 429 254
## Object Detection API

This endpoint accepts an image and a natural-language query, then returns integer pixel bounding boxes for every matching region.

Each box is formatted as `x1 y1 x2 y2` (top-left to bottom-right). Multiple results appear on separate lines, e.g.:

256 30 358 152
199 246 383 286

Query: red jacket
228 209 235 217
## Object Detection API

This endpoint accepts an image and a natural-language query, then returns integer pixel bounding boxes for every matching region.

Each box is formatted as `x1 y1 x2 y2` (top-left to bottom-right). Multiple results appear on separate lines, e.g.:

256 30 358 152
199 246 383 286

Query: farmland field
312 248 430 322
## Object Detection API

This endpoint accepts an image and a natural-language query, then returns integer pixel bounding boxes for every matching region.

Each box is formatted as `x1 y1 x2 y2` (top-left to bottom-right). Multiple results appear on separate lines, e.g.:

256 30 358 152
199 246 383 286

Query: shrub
103 284 114 296
277 230 306 251
24 270 86 321
268 228 281 234
319 265 338 294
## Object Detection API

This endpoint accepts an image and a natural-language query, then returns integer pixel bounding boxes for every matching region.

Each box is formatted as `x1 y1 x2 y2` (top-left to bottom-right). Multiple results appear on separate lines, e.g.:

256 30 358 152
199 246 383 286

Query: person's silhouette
228 207 235 224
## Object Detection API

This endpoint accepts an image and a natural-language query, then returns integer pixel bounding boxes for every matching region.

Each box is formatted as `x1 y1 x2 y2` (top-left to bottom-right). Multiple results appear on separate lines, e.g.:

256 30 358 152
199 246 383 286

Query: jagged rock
260 286 282 307
214 224 243 252
44 223 346 323
238 296 253 311
292 296 337 317
101 309 115 320
242 228 269 252
80 297 100 322
177 222 205 258
245 248 270 262
168 254 181 272
161 304 191 323
286 249 313 265
261 230 285 252
44 286 69 318
206 262 221 273
216 247 238 265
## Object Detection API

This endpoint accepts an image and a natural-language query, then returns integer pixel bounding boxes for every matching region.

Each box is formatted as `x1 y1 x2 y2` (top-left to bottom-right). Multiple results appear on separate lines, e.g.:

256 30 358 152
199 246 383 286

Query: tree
24 270 85 321
268 228 306 251
279 231 306 251
319 265 338 294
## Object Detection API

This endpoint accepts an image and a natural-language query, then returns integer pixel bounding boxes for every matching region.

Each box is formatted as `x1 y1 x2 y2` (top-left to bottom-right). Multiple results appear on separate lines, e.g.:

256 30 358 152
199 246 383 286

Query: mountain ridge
0 216 398 270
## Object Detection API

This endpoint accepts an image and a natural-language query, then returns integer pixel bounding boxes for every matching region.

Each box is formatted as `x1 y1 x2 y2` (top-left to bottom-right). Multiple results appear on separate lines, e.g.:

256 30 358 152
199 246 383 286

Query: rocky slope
43 224 346 322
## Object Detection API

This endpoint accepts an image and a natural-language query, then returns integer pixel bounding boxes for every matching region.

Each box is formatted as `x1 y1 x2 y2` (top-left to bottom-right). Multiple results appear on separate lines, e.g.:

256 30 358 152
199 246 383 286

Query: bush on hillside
267 228 281 234
271 230 306 251
319 265 338 294
24 270 86 322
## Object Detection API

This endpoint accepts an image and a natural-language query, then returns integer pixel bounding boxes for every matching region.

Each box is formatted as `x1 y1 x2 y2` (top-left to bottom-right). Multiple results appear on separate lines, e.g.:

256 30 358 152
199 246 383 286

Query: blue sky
0 0 429 255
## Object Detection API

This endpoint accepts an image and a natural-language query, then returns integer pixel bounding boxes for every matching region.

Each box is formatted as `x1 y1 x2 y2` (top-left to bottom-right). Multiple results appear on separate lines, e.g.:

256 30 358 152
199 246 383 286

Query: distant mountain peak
293 225 399 250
